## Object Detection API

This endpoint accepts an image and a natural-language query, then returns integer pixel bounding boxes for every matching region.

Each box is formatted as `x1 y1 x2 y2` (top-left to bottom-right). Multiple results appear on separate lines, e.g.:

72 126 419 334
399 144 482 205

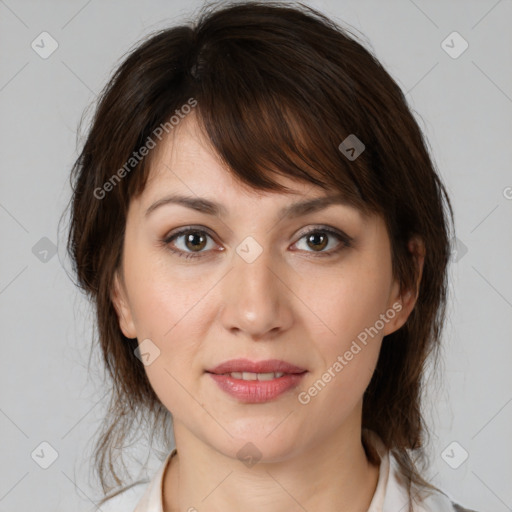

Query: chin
208 419 302 464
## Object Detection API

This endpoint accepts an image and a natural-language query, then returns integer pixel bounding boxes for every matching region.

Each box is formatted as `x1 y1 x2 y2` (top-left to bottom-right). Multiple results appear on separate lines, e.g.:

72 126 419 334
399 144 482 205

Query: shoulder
88 448 176 512
88 480 149 512
417 487 481 512
378 440 480 512
450 503 480 512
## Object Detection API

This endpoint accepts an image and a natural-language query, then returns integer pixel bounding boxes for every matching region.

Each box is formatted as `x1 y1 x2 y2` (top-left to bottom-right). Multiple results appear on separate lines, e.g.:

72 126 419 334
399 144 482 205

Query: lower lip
208 372 306 403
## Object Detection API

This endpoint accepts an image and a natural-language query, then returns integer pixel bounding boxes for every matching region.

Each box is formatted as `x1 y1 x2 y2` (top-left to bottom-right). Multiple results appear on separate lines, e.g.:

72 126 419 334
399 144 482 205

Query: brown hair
64 0 454 507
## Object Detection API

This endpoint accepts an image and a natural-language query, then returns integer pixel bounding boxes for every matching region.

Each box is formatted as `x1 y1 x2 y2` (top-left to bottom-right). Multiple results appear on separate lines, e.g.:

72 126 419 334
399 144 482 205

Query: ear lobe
381 290 409 336
382 236 426 336
111 271 137 339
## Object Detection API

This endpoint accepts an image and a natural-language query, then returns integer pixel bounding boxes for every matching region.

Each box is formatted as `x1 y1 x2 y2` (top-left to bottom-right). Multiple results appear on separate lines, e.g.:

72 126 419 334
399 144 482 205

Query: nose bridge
219 237 292 337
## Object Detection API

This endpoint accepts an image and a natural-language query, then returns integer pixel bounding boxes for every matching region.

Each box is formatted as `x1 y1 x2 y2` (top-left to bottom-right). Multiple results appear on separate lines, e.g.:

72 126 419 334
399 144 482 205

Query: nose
218 241 294 340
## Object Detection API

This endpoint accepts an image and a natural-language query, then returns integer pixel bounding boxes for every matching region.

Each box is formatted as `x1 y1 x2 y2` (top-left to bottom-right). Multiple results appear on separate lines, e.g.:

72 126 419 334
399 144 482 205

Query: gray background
1 0 511 510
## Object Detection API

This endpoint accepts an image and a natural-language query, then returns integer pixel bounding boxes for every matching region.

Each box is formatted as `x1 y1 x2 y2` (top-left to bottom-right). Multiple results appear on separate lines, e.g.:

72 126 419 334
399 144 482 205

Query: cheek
303 339 381 434
124 244 211 336
122 249 209 404
138 322 204 418
306 257 393 345
296 254 392 401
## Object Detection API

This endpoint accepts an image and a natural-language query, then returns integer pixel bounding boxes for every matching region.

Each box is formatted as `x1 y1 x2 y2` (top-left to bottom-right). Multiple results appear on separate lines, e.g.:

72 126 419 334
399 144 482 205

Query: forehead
142 114 329 206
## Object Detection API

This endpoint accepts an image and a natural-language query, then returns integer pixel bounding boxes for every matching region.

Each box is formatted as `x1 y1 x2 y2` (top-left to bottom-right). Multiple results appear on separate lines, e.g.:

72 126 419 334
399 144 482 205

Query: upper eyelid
165 224 347 237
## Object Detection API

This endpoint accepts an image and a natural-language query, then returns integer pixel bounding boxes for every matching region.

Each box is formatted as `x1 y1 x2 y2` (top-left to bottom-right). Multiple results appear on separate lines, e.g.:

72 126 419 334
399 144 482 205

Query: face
111 114 420 462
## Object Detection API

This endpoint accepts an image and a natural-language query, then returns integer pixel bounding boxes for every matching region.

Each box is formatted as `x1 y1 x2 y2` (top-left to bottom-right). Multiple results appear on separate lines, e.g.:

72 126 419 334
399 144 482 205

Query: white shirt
95 432 477 512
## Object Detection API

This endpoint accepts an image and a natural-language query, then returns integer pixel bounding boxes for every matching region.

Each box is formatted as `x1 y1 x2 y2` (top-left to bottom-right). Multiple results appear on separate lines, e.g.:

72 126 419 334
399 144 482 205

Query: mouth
213 371 290 381
206 359 307 403
206 358 307 375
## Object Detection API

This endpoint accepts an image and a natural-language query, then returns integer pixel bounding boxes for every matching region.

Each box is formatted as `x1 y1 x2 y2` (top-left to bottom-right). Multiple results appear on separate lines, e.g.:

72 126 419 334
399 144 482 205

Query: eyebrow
144 193 354 220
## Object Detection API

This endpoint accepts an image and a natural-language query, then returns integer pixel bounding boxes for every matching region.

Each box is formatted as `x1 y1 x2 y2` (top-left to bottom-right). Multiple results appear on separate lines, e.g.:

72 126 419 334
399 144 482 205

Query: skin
111 113 424 512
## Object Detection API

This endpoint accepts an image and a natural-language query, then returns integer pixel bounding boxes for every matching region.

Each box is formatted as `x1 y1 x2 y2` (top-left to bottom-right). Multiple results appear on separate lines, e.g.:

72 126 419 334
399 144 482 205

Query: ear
382 236 425 336
111 270 137 339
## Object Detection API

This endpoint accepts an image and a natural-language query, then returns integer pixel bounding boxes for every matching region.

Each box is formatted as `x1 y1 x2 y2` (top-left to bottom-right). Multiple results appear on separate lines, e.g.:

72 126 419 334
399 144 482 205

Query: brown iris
306 232 328 252
184 231 208 252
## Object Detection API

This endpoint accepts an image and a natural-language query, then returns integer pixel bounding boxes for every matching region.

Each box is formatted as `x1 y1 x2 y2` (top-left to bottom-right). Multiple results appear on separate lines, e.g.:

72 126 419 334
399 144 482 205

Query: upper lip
207 358 307 374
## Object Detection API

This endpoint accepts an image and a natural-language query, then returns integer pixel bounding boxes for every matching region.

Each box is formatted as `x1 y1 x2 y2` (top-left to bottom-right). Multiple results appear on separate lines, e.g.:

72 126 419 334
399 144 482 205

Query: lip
206 358 307 403
207 358 307 374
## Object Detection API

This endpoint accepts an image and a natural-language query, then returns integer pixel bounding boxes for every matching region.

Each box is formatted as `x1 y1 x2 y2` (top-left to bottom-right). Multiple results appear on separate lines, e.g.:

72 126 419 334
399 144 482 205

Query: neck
163 413 380 512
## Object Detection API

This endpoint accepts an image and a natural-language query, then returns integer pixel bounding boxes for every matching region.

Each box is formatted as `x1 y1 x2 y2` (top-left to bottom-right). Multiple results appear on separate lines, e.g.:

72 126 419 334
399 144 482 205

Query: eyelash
161 225 353 260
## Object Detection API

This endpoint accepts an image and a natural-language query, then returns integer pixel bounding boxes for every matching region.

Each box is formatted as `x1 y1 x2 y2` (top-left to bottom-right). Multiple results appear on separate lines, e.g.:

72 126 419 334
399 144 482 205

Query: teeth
226 371 285 380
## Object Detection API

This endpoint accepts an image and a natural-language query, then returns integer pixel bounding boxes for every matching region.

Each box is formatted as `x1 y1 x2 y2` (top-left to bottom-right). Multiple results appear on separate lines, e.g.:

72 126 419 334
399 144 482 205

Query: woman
66 1 479 511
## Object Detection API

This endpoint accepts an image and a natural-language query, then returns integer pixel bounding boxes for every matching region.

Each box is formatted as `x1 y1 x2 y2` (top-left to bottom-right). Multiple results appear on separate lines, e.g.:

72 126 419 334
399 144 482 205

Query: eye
163 227 218 260
292 227 353 256
161 225 353 260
